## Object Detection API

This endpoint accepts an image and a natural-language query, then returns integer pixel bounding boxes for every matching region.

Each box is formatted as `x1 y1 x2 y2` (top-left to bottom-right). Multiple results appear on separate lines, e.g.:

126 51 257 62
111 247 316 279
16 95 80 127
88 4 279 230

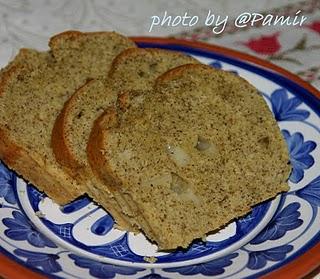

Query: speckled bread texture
0 31 136 205
51 48 199 229
87 64 291 249
108 48 201 93
52 48 199 178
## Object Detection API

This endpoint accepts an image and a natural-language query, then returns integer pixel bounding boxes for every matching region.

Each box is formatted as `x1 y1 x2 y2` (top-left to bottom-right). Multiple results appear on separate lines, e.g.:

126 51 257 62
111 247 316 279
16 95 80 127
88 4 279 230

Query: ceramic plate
1 38 320 279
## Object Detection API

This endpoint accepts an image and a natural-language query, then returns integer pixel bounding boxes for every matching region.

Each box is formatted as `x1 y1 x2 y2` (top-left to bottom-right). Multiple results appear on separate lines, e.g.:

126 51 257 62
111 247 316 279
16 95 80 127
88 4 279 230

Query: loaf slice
51 48 199 228
0 31 136 204
87 64 290 249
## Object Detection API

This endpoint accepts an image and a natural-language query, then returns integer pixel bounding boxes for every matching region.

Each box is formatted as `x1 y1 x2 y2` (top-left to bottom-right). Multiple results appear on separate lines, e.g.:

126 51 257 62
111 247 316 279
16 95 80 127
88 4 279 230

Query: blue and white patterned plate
1 39 320 278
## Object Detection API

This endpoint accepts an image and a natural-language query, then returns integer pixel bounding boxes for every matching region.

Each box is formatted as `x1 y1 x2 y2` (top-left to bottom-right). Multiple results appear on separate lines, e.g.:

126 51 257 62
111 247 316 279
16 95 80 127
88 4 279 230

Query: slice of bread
87 64 290 249
0 31 136 204
51 49 199 229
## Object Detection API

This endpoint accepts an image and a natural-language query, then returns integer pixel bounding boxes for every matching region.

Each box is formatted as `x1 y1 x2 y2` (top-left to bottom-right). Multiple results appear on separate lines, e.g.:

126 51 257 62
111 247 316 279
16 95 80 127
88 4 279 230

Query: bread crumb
40 196 45 204
35 211 46 218
143 256 157 263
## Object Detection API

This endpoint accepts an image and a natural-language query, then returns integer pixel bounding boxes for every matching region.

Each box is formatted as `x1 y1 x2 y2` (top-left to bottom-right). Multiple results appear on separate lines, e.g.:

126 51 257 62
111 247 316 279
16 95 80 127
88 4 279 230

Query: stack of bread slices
0 31 290 250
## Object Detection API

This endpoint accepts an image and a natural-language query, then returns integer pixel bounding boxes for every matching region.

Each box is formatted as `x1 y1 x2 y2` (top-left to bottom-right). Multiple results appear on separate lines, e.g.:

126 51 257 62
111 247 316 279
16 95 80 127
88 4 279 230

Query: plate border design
0 37 319 279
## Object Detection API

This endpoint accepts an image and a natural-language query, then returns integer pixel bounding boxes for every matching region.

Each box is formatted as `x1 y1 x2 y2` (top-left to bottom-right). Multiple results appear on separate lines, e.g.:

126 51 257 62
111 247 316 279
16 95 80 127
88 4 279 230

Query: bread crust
108 47 200 76
87 107 119 191
49 30 136 51
155 63 213 85
155 63 258 91
51 79 95 177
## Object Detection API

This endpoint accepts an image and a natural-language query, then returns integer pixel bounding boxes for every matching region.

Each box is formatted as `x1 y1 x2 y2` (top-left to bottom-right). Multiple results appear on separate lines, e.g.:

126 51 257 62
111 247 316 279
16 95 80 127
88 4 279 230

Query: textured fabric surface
0 1 318 88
